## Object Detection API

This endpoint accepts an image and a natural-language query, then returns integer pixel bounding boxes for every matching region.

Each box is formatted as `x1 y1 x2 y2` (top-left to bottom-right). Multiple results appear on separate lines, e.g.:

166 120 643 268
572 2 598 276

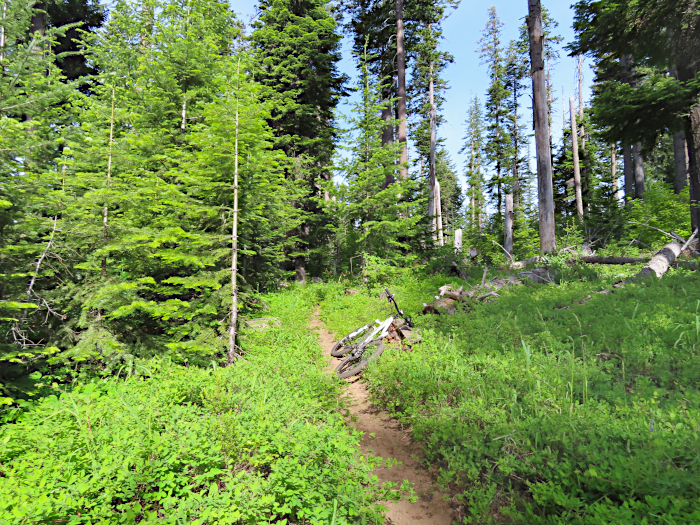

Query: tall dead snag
228 66 241 365
636 241 682 279
577 54 585 150
396 0 408 179
527 0 556 253
673 131 689 193
435 178 444 246
611 145 618 197
623 143 634 201
633 142 645 199
569 98 584 220
102 87 115 277
504 193 514 256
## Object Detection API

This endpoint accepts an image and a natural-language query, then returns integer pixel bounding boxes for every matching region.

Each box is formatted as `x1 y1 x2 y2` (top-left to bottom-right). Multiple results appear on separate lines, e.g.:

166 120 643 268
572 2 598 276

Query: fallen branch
630 221 685 243
476 291 500 301
492 240 515 263
510 256 540 270
681 228 699 252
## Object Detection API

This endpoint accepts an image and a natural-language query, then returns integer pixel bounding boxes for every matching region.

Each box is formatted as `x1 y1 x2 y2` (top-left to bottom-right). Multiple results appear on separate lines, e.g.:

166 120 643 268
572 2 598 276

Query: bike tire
331 323 373 357
335 339 385 379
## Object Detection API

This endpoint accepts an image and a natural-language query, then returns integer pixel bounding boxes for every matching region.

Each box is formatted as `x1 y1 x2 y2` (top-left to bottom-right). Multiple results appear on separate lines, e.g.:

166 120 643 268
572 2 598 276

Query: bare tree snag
396 0 408 180
102 87 115 277
228 63 241 365
636 242 682 279
454 229 463 253
623 143 634 201
673 130 689 193
527 0 556 253
633 143 645 199
569 98 584 220
577 54 585 150
505 193 514 256
435 178 444 246
686 103 700 231
611 145 618 197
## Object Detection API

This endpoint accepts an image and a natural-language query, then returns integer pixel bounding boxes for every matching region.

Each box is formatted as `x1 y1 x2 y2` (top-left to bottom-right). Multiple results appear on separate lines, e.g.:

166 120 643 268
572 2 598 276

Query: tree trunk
454 228 463 253
623 143 634 201
611 146 618 196
578 54 585 150
396 0 408 179
435 178 444 246
633 142 645 199
673 130 689 193
102 88 116 277
637 241 681 279
381 101 394 189
570 97 583 220
228 81 241 365
527 0 556 253
504 193 514 256
687 104 700 231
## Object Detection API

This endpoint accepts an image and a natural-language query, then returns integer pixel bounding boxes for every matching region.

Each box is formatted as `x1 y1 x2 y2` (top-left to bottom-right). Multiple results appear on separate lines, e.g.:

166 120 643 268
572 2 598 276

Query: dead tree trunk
396 0 408 180
228 71 241 365
637 241 682 279
633 142 645 199
674 131 689 193
688 104 700 231
102 88 115 277
435 178 444 246
381 101 395 189
577 54 585 150
504 193 514 257
623 143 634 201
611 146 618 197
527 0 556 253
570 97 584 220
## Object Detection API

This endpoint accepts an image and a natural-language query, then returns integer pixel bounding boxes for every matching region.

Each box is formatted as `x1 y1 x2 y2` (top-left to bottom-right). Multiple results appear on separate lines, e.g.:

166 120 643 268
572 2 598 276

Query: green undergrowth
0 288 400 524
320 267 700 524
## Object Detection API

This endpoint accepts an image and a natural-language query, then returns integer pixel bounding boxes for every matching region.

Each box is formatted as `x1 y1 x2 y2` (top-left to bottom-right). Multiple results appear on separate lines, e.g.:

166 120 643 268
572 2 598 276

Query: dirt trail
310 312 454 525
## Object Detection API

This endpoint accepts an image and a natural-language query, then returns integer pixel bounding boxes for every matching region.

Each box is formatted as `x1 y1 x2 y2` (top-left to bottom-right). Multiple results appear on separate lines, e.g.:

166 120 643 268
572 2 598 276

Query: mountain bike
331 288 414 379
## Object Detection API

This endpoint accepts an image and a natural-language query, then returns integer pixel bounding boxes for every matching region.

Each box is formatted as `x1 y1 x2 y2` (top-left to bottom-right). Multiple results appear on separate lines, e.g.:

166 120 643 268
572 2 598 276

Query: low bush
1 290 399 524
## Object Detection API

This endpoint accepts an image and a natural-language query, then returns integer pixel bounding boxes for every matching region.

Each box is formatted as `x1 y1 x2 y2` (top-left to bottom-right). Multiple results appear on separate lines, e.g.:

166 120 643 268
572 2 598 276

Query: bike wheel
335 339 385 379
331 323 373 357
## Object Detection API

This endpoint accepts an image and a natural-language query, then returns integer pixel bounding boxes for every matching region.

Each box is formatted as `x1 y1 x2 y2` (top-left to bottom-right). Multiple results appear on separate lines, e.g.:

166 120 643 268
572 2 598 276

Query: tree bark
673 131 689 193
396 0 408 179
381 101 394 189
504 193 514 256
228 79 241 365
623 143 634 201
577 54 585 150
636 241 681 279
570 97 583 220
611 146 618 196
428 63 437 243
633 142 645 199
527 0 556 253
435 179 444 246
687 104 700 231
454 228 463 253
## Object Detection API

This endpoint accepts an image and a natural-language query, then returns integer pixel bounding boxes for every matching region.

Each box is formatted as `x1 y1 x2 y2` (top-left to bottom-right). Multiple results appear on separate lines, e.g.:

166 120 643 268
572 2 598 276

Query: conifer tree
478 6 511 220
461 96 485 231
251 0 345 279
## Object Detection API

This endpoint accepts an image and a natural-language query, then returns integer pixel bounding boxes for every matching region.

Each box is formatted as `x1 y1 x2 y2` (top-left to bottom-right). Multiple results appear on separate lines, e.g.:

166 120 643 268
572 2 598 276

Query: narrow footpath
310 311 454 525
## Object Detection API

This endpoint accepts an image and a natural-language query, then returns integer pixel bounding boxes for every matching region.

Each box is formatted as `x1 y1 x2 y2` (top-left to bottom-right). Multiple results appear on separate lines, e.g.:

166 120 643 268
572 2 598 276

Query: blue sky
228 0 592 179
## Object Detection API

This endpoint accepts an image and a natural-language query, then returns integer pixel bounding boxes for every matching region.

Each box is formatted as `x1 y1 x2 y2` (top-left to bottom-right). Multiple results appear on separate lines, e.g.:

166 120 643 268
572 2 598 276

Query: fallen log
578 256 644 265
636 241 682 279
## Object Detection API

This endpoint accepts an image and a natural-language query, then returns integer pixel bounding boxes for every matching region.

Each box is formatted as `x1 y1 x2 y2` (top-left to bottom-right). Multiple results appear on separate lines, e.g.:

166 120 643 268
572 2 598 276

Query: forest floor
310 311 453 525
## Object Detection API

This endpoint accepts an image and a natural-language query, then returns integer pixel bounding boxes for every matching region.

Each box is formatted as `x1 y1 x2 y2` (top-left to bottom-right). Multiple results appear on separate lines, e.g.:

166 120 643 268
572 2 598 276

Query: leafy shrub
0 291 399 524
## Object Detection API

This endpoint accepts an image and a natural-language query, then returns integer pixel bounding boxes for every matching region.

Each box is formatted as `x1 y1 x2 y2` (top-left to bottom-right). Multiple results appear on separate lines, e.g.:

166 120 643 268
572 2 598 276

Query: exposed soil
310 311 454 525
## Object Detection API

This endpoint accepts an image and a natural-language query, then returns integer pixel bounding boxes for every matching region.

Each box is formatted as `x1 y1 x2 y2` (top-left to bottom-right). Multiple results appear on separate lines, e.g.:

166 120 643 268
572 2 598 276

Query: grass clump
321 268 700 524
0 289 398 524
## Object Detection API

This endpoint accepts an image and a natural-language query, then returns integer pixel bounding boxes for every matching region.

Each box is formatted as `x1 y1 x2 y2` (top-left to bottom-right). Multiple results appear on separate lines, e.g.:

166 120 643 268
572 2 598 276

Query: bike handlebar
385 288 414 328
